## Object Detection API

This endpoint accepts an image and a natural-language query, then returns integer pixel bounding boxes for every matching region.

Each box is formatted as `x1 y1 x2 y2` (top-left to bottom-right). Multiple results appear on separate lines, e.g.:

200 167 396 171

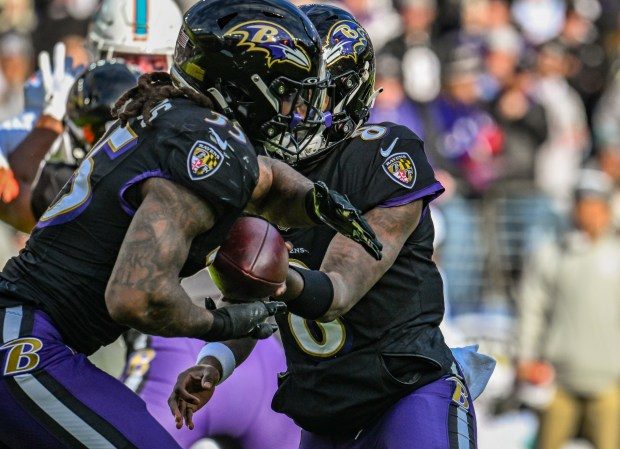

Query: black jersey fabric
0 98 258 355
272 123 454 435
30 161 77 220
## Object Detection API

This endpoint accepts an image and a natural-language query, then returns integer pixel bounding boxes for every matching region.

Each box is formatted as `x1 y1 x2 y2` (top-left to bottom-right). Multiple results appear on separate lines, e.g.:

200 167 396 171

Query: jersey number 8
287 260 347 358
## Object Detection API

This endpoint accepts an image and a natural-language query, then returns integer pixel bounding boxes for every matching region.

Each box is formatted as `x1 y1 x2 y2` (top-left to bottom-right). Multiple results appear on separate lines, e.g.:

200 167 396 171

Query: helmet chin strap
206 87 236 118
333 78 361 115
251 74 279 111
171 66 234 117
367 87 383 109
333 62 371 115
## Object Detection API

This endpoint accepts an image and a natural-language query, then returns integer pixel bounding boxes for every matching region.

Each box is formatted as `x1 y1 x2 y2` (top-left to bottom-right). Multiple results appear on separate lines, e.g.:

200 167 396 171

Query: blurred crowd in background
0 0 618 448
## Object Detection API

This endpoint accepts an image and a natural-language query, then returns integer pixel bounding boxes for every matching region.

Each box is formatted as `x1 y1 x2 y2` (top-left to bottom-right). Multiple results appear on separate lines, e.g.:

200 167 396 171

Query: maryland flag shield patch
382 152 417 189
187 140 223 180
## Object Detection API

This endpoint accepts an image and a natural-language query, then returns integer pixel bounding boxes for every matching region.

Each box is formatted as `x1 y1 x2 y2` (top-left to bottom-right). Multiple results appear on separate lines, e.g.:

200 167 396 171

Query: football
208 216 289 300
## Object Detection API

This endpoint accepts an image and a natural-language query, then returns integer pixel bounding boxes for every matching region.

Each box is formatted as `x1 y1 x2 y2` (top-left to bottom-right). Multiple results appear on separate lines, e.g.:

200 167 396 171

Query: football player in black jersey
28 60 141 221
170 5 482 449
0 1 381 448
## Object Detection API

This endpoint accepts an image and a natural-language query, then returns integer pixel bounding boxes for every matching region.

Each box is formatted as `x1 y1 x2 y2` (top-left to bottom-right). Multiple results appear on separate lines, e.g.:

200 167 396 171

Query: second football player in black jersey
171 6 480 449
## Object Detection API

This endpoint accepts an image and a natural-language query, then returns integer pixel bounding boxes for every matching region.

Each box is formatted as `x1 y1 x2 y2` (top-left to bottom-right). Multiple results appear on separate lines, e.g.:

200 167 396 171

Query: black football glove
306 181 383 260
202 300 286 341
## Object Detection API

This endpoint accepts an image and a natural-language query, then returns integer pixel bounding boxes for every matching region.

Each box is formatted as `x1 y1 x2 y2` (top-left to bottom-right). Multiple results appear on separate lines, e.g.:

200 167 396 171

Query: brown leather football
208 216 288 300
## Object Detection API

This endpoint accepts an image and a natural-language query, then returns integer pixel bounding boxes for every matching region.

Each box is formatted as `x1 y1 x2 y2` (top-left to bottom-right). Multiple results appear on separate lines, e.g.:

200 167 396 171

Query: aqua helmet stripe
134 0 148 37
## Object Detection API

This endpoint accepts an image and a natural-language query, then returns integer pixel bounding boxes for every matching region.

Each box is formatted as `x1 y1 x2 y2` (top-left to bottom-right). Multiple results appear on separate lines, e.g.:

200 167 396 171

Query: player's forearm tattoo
106 178 217 337
319 201 423 321
246 156 314 227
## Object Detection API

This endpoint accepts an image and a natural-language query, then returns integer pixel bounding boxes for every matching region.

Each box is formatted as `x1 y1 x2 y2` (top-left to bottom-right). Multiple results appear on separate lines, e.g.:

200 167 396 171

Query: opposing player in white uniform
0 0 183 232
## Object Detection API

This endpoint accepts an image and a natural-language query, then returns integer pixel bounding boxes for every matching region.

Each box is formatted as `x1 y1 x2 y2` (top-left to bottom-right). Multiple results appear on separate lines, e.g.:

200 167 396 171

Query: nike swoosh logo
380 137 399 158
209 128 228 151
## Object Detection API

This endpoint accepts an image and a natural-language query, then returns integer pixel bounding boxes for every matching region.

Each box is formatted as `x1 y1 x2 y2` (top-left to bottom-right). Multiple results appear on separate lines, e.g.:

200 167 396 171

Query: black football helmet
171 0 331 161
65 59 139 156
296 4 378 166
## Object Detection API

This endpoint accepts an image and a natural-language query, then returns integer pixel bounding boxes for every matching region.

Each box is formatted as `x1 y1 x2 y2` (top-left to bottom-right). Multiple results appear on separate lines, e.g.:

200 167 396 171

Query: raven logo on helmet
325 20 368 66
226 21 312 71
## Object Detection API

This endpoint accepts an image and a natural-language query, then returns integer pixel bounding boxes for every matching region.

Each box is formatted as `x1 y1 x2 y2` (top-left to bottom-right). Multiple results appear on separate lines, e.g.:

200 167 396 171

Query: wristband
196 342 236 385
287 266 334 320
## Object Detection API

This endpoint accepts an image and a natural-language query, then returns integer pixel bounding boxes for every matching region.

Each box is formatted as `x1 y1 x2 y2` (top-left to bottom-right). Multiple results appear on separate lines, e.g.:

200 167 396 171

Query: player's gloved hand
202 301 286 341
168 362 221 430
39 43 76 122
306 181 383 260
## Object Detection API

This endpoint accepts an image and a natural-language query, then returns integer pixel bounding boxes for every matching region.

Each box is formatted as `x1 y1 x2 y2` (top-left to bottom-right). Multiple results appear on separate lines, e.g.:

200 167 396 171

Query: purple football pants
299 375 477 449
0 306 181 449
122 334 301 449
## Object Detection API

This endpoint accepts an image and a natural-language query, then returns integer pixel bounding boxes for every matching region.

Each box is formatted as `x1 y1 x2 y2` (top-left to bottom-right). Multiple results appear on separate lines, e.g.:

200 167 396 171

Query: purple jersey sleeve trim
103 139 139 160
377 181 445 208
119 169 171 217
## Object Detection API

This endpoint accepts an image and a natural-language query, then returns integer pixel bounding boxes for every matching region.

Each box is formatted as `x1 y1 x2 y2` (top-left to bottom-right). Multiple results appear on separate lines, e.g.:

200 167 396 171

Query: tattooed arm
106 177 283 339
278 200 422 322
105 177 217 336
246 156 314 228
248 156 382 259
168 201 423 428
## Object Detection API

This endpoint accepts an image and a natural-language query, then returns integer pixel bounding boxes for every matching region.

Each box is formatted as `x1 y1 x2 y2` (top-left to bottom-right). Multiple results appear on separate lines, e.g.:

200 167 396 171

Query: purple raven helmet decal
226 21 312 71
325 20 369 66
172 0 328 166
285 3 377 169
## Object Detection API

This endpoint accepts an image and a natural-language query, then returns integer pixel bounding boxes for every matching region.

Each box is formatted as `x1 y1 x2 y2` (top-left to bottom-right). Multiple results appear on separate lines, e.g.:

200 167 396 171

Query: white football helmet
87 0 182 71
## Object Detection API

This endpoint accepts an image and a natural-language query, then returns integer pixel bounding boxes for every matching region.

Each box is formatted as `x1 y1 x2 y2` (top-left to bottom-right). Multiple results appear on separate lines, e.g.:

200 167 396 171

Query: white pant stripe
456 406 471 449
3 306 23 343
14 374 116 449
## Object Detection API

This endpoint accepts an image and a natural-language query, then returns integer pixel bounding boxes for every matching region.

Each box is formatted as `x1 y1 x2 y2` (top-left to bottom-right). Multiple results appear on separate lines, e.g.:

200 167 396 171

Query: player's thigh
0 306 181 449
299 376 477 449
374 376 477 449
